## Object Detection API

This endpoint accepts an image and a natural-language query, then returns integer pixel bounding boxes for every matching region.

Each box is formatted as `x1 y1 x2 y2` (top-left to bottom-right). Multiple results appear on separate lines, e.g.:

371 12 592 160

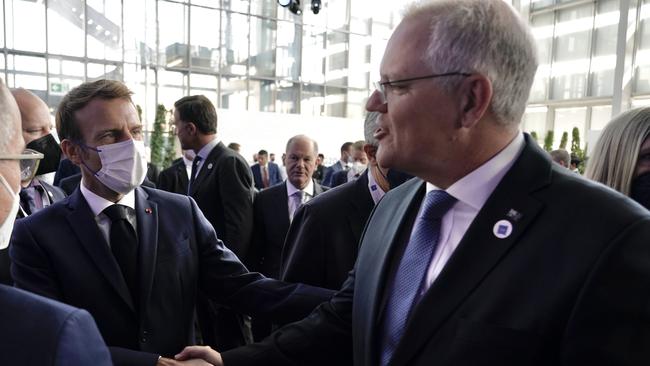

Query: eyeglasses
0 149 44 183
373 72 471 104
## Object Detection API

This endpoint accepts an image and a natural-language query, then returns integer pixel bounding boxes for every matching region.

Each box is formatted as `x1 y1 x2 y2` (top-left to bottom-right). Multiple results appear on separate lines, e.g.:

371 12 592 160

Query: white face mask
347 161 367 181
0 173 20 250
82 139 147 195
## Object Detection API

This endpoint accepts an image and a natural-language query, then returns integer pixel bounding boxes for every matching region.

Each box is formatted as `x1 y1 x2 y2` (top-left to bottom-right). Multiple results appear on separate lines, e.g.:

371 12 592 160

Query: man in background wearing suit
158 150 193 195
281 112 408 290
251 150 282 190
173 95 257 351
329 140 368 188
11 80 332 366
179 1 650 365
0 78 112 366
321 141 353 187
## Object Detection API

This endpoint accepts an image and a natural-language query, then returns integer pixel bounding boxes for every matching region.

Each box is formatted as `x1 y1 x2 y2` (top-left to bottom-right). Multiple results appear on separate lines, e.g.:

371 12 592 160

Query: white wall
216 109 365 166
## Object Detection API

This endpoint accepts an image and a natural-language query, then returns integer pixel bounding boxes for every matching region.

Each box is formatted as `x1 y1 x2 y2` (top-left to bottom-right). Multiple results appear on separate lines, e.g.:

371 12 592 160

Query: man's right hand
175 346 223 366
158 355 216 366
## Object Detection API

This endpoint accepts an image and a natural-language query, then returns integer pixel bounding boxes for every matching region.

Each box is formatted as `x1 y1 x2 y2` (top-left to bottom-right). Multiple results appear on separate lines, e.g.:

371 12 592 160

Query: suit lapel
65 189 135 312
390 136 553 366
348 172 375 249
190 142 223 196
273 183 290 229
353 178 424 366
134 187 158 316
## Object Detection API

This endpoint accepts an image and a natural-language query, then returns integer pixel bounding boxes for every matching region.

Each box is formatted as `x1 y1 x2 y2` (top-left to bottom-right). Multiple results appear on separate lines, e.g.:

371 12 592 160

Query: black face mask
26 134 62 176
631 172 650 210
386 169 413 190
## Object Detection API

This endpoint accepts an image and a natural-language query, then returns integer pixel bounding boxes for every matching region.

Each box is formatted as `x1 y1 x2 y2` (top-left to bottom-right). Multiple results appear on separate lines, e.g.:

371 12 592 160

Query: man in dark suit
172 95 257 350
250 150 282 190
329 141 368 188
157 150 193 195
178 1 650 365
249 135 327 279
281 113 409 290
312 153 326 183
0 78 112 366
10 80 332 366
321 142 353 187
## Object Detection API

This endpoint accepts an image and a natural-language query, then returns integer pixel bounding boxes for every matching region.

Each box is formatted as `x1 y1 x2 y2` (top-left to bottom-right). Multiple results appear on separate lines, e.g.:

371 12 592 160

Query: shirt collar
196 137 220 161
367 167 386 205
286 179 315 198
80 183 136 217
426 132 525 210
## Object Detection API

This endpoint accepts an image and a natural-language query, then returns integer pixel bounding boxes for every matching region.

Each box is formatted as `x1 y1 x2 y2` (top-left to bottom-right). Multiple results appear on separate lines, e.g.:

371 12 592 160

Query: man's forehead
381 16 430 77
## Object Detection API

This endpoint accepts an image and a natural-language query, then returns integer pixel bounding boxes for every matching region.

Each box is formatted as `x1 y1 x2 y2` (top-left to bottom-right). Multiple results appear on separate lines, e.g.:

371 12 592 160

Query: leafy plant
543 130 554 152
150 104 167 169
559 131 568 149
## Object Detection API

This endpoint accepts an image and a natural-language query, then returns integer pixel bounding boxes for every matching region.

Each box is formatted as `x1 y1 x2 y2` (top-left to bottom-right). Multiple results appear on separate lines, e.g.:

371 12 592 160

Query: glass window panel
522 107 548 138
551 4 594 100
190 6 220 72
590 105 612 131
222 0 249 13
250 17 276 77
301 84 324 116
46 0 84 56
220 11 249 75
300 3 326 27
325 86 346 117
86 0 122 61
554 107 587 150
302 26 326 83
590 0 619 97
326 31 349 87
47 78 83 108
276 81 299 114
221 76 248 110
124 66 156 128
6 0 46 52
346 89 368 119
251 0 276 17
191 0 218 7
8 55 46 74
348 34 370 89
249 79 276 112
159 2 189 69
531 0 554 10
350 0 371 35
87 63 122 80
47 59 85 78
327 0 349 31
529 13 554 102
0 3 5 48
276 21 301 80
636 1 650 92
124 0 152 65
189 73 219 113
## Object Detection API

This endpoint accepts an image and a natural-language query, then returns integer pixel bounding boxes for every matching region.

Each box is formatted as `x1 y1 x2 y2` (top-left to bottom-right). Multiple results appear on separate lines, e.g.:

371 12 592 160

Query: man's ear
60 139 83 166
185 122 198 136
458 74 493 129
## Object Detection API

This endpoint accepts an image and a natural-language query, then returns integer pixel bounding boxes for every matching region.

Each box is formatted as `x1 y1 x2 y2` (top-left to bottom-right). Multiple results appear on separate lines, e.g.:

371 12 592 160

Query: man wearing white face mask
9 80 333 366
0 78 112 365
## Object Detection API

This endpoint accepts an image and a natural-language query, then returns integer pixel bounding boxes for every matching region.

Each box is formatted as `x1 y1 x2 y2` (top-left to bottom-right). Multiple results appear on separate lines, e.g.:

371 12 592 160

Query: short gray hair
286 134 318 155
403 0 538 126
585 107 650 196
363 111 380 146
550 149 570 167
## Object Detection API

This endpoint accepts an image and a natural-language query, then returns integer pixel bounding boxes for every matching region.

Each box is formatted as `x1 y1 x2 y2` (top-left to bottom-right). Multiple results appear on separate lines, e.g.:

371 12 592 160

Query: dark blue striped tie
380 190 457 366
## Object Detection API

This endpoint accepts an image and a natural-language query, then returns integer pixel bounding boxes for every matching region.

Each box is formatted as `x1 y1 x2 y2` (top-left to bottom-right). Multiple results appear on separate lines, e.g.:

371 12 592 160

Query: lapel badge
207 163 213 170
493 219 513 239
145 208 153 214
506 208 523 222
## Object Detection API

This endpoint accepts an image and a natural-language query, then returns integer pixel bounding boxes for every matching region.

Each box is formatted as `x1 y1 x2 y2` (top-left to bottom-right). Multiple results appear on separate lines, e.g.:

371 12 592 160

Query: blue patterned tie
380 190 457 366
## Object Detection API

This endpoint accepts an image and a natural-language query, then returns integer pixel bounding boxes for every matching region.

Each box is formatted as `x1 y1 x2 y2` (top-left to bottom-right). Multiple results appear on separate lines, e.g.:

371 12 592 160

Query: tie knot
293 190 304 200
420 190 456 220
192 156 202 167
103 204 131 222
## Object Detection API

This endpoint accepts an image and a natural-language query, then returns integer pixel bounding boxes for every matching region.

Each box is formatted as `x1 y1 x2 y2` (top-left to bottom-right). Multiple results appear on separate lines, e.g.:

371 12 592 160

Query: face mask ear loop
75 141 102 178
0 174 25 218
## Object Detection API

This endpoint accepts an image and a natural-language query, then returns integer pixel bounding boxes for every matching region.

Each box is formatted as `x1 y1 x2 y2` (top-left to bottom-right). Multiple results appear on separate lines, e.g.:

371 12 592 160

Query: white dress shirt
286 179 315 220
80 183 137 247
421 133 525 291
367 167 387 205
192 137 221 179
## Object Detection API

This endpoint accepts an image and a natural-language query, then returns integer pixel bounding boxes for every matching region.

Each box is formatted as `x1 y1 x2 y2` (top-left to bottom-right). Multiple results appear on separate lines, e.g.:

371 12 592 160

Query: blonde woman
585 107 650 209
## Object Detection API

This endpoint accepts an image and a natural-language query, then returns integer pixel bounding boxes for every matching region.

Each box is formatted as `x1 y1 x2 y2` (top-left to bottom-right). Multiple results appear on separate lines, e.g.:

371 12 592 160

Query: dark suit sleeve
10 220 65 301
189 196 334 324
157 170 173 193
247 193 266 271
218 156 254 258
321 166 334 188
280 204 326 287
561 217 650 364
55 309 113 366
221 271 355 366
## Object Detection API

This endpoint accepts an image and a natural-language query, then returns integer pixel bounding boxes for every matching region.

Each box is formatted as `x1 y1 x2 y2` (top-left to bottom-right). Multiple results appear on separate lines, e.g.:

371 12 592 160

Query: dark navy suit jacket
251 162 282 190
0 284 112 366
10 186 333 366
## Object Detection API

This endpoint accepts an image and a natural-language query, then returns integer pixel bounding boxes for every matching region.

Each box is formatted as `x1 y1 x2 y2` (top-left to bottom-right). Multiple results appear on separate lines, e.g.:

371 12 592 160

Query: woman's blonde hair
585 107 650 196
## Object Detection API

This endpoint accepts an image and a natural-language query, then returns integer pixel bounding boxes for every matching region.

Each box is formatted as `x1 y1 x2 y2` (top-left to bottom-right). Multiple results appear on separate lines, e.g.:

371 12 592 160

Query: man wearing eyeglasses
176 1 650 365
0 78 112 365
9 79 332 366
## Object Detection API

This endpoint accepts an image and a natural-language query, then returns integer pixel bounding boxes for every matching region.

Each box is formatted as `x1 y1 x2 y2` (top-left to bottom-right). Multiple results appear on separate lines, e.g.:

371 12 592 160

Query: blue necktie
187 156 202 195
380 190 457 366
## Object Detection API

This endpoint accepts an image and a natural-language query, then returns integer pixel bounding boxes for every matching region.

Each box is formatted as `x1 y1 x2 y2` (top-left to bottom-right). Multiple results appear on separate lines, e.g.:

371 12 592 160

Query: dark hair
341 142 353 153
174 95 217 134
318 153 324 159
258 149 268 156
228 142 240 150
56 79 133 141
